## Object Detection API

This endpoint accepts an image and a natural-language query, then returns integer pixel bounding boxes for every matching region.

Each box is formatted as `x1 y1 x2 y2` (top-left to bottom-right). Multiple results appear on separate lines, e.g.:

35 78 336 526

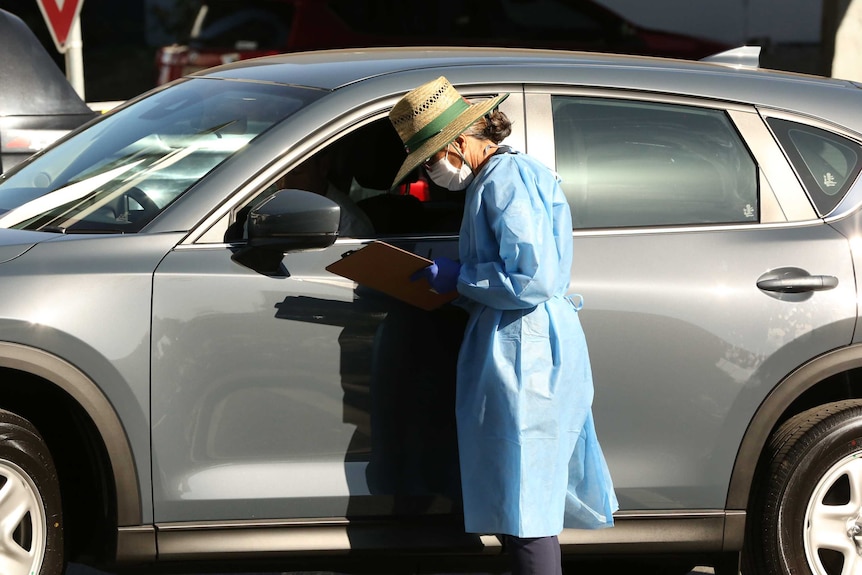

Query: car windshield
0 78 321 233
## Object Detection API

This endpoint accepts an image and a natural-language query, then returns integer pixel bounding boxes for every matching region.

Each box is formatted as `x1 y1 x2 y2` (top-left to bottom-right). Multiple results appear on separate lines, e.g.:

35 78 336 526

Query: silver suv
0 47 860 575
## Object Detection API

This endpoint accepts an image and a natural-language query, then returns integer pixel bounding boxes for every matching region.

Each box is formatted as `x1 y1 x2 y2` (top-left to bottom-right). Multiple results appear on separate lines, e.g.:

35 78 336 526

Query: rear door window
552 96 759 229
767 118 862 216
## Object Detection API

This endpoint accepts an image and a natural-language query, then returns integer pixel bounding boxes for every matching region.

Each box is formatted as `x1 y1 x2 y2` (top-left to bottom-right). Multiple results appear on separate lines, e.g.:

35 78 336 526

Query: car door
531 89 858 512
149 93 526 526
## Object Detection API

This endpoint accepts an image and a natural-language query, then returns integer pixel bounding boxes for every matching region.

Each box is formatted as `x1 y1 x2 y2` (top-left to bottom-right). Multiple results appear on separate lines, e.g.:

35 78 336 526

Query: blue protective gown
454 149 618 537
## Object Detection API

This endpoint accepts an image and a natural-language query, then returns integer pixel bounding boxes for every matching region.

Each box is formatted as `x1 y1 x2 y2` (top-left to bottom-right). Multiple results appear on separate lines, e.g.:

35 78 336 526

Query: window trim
729 109 815 223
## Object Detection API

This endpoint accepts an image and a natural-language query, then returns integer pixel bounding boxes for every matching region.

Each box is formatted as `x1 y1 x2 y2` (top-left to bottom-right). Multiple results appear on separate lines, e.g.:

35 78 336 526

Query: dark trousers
503 535 562 575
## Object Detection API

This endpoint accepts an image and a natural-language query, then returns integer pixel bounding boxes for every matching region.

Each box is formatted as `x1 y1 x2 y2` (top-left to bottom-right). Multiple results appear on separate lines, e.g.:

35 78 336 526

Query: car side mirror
231 189 340 275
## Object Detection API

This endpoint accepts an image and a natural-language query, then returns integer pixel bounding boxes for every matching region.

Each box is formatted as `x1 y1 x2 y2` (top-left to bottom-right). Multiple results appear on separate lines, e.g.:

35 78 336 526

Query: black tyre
0 409 64 575
744 400 862 575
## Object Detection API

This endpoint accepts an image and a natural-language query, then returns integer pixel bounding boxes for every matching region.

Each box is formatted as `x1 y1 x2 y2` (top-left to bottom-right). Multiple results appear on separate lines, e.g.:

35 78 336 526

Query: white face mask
426 144 474 191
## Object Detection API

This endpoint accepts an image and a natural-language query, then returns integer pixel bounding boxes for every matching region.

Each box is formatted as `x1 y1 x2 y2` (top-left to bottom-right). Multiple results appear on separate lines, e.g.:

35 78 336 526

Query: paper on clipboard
325 241 458 311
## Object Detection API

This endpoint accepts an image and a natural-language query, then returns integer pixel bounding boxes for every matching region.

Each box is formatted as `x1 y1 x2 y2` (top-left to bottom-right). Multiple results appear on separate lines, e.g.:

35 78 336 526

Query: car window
0 79 321 233
767 118 862 216
223 116 477 243
552 96 759 229
190 0 295 51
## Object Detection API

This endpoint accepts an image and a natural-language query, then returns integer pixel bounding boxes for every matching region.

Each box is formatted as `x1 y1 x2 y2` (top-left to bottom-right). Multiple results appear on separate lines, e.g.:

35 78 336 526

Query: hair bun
483 110 512 143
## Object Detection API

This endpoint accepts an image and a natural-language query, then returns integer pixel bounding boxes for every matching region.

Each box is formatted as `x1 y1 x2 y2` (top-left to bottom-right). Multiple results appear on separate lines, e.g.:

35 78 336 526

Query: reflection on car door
150 234 471 523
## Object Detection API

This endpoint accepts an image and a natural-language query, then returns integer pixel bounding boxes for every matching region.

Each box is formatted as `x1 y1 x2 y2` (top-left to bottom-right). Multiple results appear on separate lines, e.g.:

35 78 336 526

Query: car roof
194 47 862 132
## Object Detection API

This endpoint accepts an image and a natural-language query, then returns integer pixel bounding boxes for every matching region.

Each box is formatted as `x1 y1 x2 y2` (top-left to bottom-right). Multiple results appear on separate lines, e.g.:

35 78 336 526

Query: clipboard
325 241 458 311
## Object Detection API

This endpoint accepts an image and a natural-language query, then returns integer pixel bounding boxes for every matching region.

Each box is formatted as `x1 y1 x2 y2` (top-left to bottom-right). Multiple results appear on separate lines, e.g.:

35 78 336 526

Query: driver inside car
276 150 375 238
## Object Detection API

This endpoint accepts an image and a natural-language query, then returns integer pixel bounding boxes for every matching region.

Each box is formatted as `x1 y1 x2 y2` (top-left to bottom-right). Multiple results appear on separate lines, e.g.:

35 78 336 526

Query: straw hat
389 76 508 189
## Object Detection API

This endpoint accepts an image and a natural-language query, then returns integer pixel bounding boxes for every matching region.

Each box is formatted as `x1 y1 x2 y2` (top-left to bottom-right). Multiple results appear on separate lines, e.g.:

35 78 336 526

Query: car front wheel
744 400 862 575
0 409 63 575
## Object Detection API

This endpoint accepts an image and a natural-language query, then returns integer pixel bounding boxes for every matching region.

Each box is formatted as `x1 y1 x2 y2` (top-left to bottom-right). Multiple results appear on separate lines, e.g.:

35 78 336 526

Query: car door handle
756 273 839 293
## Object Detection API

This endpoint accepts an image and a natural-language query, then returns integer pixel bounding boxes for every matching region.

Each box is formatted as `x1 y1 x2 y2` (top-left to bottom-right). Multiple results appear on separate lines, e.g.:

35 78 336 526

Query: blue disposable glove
410 257 461 294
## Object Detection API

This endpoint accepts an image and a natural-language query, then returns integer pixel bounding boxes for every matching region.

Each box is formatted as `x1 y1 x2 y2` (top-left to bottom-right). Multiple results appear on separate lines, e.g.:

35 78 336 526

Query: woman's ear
453 135 468 154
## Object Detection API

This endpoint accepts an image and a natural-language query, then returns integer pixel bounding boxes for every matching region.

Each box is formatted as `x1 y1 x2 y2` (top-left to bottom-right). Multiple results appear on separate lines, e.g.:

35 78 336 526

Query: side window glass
228 144 378 241
767 118 862 216
227 117 469 241
552 97 759 229
342 114 502 235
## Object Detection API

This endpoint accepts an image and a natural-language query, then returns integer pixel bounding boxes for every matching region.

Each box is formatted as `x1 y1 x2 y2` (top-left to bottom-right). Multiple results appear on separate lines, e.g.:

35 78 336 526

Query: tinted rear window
553 96 758 229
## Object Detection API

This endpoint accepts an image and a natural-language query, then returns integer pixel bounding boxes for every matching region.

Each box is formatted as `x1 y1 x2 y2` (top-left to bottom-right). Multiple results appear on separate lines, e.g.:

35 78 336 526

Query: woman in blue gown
389 76 617 575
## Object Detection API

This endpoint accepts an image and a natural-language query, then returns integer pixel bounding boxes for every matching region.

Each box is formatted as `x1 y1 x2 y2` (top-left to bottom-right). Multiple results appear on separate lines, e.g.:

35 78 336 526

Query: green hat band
403 97 470 153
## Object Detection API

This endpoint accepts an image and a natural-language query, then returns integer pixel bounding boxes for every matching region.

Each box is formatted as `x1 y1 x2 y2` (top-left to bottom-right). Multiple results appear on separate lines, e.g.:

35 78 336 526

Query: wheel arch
0 341 142 526
727 344 862 510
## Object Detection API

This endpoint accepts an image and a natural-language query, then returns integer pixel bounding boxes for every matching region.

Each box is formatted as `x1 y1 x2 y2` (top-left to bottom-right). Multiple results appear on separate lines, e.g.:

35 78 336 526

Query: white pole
64 12 85 100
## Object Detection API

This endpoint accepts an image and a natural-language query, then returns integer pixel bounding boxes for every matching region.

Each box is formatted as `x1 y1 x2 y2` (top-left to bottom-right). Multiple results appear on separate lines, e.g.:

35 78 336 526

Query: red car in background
156 0 729 85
